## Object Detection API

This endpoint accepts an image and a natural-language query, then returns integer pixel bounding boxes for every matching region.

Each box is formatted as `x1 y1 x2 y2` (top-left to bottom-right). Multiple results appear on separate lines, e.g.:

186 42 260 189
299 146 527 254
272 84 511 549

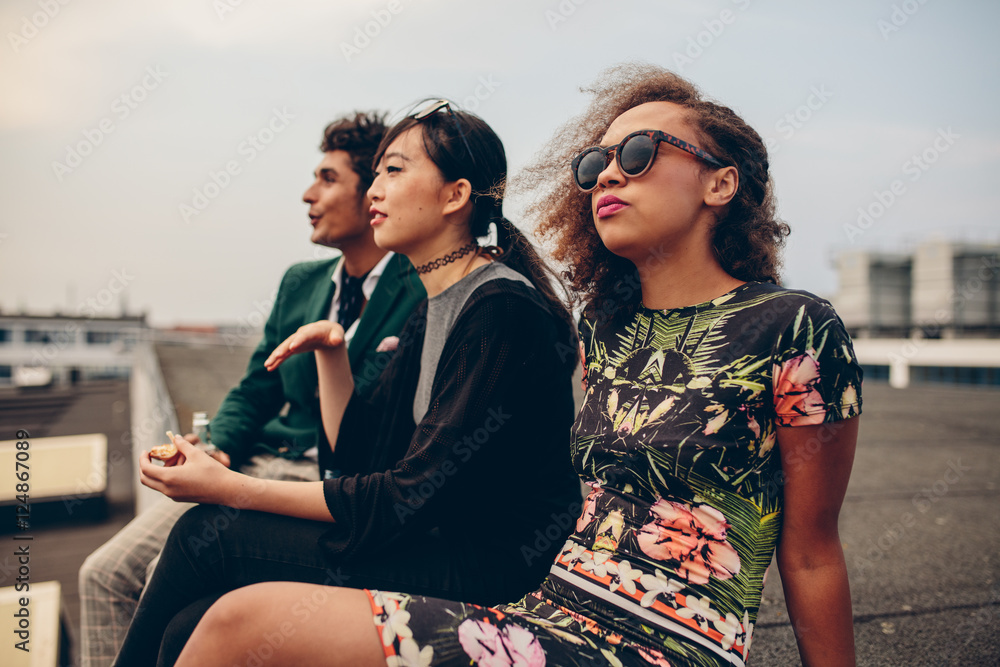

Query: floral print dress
365 282 863 667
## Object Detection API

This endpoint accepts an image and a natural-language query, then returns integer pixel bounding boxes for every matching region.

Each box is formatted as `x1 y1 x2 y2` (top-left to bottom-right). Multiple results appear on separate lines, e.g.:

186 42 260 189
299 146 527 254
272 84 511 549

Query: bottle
192 411 220 456
192 412 211 445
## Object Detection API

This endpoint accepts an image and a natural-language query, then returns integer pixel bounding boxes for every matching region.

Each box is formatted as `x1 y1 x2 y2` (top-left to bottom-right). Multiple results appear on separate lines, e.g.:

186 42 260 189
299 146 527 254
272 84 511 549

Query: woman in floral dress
174 64 862 667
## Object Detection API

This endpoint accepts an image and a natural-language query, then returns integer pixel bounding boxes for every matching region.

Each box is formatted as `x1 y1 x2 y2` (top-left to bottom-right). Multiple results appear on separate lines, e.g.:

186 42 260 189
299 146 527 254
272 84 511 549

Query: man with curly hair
78 112 424 667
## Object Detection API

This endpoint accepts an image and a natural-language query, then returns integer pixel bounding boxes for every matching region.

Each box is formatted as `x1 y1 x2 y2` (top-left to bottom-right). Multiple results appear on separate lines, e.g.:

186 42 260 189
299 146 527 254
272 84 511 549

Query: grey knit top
413 261 532 423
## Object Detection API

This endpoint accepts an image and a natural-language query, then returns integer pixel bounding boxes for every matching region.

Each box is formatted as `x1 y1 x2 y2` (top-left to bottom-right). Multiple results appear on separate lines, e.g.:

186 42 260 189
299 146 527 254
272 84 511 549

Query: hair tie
485 220 498 246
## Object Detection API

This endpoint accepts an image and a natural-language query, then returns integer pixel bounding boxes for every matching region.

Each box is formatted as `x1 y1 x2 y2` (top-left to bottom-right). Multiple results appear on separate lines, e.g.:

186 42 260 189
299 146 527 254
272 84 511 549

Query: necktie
337 270 369 331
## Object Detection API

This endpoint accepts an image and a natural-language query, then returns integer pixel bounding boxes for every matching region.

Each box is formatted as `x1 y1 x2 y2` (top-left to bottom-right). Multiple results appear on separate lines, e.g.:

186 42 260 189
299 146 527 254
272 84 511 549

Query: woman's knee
182 587 271 660
162 594 229 660
192 591 249 638
167 504 241 557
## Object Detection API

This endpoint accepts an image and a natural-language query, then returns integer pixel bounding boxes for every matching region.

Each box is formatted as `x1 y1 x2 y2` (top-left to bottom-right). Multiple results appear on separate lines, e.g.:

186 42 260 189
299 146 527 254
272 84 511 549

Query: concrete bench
0 434 108 524
0 580 67 666
0 434 107 504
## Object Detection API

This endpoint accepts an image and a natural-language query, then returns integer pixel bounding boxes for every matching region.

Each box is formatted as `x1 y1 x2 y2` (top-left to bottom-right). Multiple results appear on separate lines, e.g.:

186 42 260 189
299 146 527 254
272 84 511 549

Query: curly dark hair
320 111 388 193
518 63 790 321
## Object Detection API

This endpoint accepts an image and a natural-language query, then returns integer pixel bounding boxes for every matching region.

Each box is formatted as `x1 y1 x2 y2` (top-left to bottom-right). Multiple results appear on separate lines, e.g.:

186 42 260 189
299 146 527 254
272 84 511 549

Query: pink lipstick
596 195 628 219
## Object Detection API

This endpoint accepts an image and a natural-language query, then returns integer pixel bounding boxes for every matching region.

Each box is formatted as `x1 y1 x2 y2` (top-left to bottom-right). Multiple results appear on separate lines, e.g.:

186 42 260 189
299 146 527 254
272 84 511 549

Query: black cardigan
318 278 582 601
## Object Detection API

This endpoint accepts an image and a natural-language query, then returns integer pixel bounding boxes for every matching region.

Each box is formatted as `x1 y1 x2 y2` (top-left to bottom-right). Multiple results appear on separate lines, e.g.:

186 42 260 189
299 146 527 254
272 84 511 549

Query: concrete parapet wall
852 337 1000 388
129 341 179 514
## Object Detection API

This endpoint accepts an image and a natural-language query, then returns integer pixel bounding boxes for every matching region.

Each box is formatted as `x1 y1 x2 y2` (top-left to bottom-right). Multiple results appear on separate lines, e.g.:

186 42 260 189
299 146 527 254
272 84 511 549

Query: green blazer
209 253 425 464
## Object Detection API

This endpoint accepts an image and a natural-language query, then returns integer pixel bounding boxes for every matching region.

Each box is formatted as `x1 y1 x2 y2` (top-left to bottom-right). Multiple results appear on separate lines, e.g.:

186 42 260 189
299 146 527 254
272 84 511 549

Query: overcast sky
2 0 998 326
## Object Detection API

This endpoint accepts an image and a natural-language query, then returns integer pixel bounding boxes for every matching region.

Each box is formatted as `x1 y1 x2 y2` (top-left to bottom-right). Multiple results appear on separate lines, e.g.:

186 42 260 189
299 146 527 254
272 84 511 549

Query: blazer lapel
309 256 341 324
349 254 409 366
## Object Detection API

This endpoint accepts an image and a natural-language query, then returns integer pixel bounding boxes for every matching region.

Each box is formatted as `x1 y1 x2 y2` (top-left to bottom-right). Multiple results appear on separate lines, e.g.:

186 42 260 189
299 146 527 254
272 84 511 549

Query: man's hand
264 320 346 371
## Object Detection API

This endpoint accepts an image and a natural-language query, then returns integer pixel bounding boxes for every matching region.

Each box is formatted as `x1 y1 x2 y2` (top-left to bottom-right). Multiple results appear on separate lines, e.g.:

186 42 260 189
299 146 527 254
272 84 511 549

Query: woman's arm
314 345 354 454
138 436 335 521
775 416 860 667
135 320 356 521
264 320 353 453
322 284 558 553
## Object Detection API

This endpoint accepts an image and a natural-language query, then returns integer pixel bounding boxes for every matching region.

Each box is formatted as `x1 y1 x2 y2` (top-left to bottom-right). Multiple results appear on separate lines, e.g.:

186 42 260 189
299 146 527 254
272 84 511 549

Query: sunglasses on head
410 99 476 167
571 129 725 192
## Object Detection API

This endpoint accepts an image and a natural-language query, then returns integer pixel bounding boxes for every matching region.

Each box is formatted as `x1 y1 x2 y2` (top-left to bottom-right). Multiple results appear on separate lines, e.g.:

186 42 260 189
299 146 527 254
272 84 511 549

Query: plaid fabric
78 454 318 667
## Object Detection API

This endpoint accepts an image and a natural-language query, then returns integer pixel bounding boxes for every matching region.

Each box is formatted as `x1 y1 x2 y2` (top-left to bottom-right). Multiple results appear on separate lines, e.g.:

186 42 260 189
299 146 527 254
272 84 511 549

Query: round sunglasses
571 129 725 192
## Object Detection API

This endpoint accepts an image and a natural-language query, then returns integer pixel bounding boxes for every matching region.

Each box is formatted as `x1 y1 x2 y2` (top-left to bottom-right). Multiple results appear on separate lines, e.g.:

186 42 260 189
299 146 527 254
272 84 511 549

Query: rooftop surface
155 340 255 435
1 369 997 665
753 381 999 665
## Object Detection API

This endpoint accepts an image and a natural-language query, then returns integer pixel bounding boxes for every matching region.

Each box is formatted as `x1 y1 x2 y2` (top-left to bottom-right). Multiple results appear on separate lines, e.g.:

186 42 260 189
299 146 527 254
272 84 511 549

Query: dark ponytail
494 217 578 372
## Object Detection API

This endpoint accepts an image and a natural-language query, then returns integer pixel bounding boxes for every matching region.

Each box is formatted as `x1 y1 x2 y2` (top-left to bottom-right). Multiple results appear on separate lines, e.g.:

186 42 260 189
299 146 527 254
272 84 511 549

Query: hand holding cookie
139 431 235 504
149 431 181 464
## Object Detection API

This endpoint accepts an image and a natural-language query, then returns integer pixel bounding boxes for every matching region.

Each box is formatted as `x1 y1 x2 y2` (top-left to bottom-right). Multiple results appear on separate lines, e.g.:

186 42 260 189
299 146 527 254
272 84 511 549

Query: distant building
831 240 1000 388
911 241 999 338
0 309 259 514
833 239 999 340
833 250 912 338
0 312 147 387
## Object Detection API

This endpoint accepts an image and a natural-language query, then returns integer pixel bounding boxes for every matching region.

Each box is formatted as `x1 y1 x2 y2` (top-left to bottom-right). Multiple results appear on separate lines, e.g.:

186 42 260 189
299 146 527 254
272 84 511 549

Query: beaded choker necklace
415 241 479 275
